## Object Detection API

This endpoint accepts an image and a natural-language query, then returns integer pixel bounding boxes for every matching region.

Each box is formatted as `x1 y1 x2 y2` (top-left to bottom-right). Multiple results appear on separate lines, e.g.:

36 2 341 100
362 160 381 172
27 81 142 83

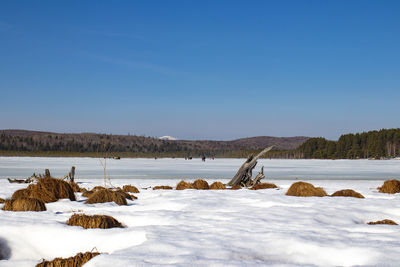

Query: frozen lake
0 157 399 181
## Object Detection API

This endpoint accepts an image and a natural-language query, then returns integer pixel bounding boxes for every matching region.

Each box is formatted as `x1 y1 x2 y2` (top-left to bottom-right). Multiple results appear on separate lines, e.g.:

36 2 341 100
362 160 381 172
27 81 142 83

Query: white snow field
0 157 400 266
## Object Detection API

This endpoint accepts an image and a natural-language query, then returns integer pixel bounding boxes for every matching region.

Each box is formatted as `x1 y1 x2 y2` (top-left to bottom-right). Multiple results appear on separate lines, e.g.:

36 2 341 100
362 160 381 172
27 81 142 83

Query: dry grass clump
66 214 123 229
36 251 100 267
192 179 209 190
85 189 128 205
6 178 75 209
210 182 226 190
11 188 31 200
81 190 94 198
69 182 83 193
229 185 242 190
2 197 46 212
250 183 278 190
286 181 327 197
176 180 195 190
122 185 140 193
378 180 400 194
83 187 136 201
176 180 212 190
368 219 398 225
29 178 76 203
0 198 5 204
93 186 106 191
153 186 173 190
331 189 364 198
13 177 76 203
115 189 135 200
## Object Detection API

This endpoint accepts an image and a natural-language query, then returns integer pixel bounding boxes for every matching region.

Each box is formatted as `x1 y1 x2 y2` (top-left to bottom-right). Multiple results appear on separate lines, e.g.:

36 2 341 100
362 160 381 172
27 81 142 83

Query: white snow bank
1 178 400 266
1 158 400 266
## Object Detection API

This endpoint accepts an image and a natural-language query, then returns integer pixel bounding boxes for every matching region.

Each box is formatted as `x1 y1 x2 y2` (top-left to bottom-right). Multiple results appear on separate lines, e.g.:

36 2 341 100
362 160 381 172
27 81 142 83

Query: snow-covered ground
1 158 400 266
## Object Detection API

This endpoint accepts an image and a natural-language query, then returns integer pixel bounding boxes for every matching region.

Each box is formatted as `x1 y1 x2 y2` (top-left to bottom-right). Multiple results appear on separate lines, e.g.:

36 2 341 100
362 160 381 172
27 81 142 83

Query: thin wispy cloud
88 54 179 75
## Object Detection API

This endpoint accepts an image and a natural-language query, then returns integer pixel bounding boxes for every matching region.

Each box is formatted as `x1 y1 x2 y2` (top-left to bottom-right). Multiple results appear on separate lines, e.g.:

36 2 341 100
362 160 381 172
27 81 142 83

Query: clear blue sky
0 0 399 140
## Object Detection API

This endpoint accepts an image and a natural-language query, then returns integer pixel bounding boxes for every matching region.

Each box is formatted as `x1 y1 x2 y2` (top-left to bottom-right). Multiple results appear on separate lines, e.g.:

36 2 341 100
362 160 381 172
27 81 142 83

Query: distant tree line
297 128 400 159
0 130 307 157
0 132 237 157
223 149 304 159
0 133 190 154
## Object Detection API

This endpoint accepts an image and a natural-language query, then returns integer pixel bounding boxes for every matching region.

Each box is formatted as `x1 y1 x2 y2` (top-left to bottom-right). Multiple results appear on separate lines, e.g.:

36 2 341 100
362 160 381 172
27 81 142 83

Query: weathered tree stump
227 146 273 187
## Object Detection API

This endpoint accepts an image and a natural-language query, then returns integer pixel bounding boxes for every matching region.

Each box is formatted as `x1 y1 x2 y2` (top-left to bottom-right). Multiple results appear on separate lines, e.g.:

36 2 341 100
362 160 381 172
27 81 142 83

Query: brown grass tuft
85 189 128 205
27 178 76 203
82 190 94 198
250 183 278 190
2 201 11 211
368 219 398 225
176 180 195 190
378 180 400 194
82 188 136 200
93 186 106 191
36 251 100 267
209 182 226 190
0 198 5 204
2 197 46 212
69 182 83 193
286 181 327 197
115 189 135 200
192 179 209 190
11 188 31 200
229 185 242 190
153 186 173 190
122 185 140 193
66 214 123 229
331 189 364 198
11 178 77 203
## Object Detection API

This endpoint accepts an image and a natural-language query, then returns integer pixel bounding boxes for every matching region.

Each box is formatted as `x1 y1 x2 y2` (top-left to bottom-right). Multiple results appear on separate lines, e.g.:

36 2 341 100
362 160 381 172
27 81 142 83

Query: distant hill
0 129 309 157
4 128 398 159
229 136 309 150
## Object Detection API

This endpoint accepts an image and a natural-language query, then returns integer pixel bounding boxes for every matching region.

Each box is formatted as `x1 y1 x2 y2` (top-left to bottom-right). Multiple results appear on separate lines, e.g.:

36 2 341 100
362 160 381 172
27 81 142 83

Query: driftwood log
7 171 42 184
227 146 273 187
7 178 32 184
8 166 76 184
